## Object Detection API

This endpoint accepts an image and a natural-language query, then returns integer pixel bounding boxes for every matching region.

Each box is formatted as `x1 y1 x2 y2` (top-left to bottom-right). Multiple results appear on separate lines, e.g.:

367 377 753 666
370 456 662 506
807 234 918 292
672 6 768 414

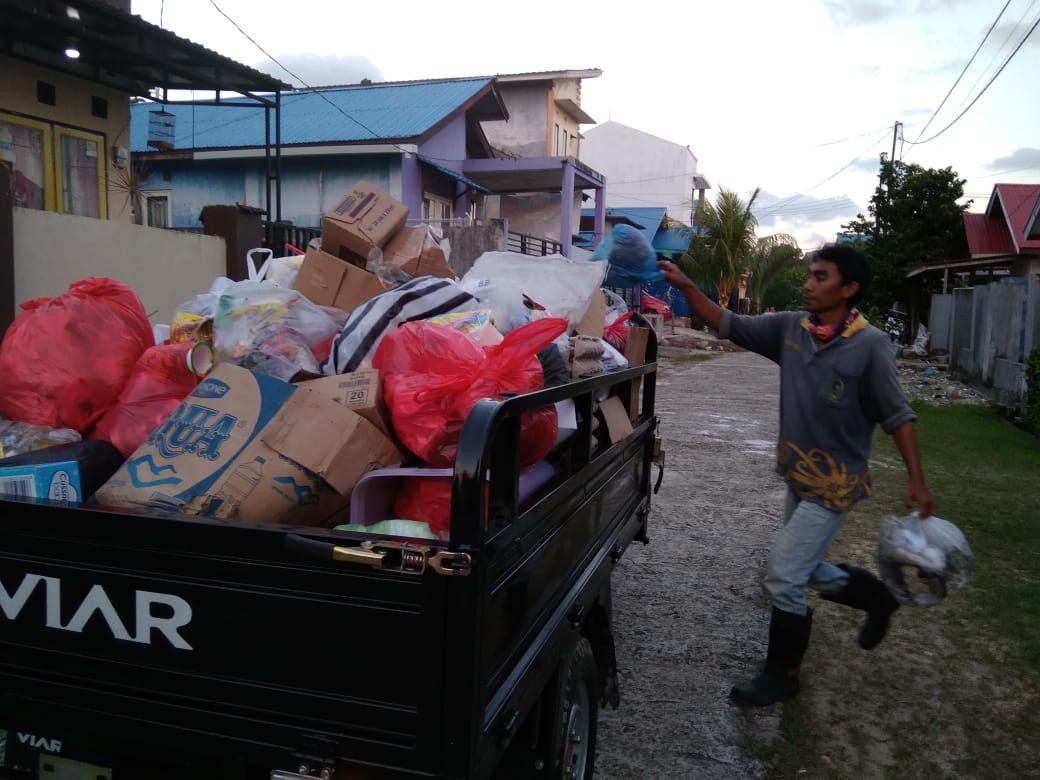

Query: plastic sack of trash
334 518 439 540
245 247 305 289
0 278 154 432
590 225 663 287
213 281 340 380
877 513 973 606
91 341 213 457
459 252 606 333
324 276 476 375
603 311 634 350
373 317 568 467
0 419 81 459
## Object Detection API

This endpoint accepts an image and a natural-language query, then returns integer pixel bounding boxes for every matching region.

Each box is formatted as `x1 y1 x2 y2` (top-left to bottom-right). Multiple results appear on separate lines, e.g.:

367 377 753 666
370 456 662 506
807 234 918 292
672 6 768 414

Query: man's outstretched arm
658 261 724 332
891 421 933 518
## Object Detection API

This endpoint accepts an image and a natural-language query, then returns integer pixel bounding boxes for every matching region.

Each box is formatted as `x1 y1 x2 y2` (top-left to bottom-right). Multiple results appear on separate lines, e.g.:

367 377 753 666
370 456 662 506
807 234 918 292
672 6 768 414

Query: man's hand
905 478 933 519
657 261 724 330
657 260 695 292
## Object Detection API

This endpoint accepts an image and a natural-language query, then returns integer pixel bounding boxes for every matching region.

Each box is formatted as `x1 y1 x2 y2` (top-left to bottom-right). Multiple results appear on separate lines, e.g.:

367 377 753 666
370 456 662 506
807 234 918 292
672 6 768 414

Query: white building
580 121 709 226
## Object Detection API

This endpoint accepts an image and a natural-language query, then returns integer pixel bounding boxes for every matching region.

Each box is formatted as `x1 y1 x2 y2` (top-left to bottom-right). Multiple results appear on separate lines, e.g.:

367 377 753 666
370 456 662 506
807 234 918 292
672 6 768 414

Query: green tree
761 262 811 311
842 155 970 310
745 234 803 313
682 187 761 309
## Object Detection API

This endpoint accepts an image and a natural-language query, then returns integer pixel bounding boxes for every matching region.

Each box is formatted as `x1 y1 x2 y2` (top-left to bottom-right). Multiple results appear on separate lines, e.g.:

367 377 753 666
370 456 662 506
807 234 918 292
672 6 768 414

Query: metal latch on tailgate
285 534 471 576
652 433 666 494
332 540 472 576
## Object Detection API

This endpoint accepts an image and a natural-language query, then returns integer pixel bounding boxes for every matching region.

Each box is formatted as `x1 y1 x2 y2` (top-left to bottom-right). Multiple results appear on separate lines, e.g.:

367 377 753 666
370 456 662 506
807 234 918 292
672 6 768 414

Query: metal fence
506 231 561 257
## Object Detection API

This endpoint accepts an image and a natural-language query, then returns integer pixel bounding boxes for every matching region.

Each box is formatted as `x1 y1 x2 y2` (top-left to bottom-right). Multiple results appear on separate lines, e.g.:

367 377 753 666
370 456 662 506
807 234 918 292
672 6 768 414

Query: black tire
556 637 599 780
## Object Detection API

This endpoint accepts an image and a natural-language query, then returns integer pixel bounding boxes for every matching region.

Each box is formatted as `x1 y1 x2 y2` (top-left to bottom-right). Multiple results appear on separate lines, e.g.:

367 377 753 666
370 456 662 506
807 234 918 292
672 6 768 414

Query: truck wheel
557 637 598 780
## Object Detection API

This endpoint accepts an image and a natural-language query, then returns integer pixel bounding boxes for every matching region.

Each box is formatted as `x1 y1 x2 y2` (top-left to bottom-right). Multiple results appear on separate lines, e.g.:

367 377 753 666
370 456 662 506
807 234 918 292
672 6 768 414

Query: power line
904 12 1040 146
909 0 1012 145
812 126 891 148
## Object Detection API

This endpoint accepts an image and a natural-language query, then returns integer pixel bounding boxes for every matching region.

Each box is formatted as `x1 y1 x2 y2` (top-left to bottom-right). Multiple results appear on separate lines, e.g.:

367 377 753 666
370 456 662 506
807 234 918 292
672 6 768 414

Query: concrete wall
482 84 548 157
928 293 953 352
0 55 133 222
945 275 1039 407
499 192 582 242
581 121 698 225
13 207 225 325
442 220 506 277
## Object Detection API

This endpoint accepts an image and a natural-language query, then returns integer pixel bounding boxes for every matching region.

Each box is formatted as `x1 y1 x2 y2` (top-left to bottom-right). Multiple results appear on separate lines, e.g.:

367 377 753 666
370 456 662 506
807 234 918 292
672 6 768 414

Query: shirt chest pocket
821 367 862 409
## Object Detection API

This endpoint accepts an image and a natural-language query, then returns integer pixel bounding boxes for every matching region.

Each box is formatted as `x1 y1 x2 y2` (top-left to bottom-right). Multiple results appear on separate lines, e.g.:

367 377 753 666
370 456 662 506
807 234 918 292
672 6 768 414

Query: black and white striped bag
323 276 476 375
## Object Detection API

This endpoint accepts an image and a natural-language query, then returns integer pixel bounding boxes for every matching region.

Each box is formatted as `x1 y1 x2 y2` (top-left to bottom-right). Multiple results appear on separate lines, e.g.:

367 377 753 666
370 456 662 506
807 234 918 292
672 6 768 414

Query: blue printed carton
95 365 401 526
0 461 82 502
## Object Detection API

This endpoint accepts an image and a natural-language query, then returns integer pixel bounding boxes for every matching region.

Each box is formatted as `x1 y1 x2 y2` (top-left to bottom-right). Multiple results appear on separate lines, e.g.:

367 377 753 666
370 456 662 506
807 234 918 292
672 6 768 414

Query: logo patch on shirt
826 375 845 404
784 338 802 352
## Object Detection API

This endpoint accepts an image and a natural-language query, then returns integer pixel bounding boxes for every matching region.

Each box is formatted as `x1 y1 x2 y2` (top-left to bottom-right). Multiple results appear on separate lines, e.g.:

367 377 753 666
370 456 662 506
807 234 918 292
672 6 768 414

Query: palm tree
680 187 760 309
745 234 803 313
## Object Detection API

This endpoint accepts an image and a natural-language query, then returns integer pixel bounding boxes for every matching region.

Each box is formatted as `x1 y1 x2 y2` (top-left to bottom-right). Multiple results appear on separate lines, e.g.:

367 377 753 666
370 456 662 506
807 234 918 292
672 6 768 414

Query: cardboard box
575 290 607 337
597 396 634 445
294 241 387 313
322 180 409 266
0 461 81 502
379 225 454 279
95 365 402 527
624 325 651 424
297 369 391 437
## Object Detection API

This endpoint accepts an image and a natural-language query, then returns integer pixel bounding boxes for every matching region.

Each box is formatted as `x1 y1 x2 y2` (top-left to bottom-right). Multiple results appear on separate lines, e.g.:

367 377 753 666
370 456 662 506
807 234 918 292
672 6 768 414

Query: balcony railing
507 231 561 257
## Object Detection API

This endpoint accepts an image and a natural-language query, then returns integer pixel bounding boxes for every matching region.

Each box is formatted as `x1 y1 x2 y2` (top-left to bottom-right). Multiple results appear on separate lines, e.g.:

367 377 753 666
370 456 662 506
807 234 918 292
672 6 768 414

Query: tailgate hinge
332 540 472 577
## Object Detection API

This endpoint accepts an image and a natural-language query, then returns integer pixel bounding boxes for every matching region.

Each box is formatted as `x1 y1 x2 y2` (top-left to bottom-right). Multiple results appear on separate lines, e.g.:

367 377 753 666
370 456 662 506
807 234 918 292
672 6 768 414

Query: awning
418 155 489 194
461 156 605 194
0 0 289 98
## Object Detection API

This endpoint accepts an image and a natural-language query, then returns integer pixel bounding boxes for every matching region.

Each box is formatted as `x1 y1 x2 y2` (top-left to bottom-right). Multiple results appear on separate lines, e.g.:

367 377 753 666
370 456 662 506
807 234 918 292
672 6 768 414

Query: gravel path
595 350 786 779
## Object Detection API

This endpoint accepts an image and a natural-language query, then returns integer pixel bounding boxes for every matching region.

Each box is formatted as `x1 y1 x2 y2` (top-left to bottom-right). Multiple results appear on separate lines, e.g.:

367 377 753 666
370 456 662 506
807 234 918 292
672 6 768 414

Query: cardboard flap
598 396 635 444
294 247 348 303
262 392 398 495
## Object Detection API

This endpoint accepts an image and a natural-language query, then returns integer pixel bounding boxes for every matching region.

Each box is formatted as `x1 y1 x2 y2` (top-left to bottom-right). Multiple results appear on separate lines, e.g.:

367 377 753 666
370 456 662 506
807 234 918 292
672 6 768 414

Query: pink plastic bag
374 317 568 467
0 278 154 432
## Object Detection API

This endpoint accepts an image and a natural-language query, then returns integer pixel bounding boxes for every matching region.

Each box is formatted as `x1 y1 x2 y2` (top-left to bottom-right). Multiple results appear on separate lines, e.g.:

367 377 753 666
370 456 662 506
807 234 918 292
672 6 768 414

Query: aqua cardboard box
95 365 402 526
0 461 81 502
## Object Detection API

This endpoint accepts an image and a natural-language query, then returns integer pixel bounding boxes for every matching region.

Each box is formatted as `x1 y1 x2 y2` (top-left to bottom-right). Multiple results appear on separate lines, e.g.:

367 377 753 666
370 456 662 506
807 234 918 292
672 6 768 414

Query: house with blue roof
131 72 608 256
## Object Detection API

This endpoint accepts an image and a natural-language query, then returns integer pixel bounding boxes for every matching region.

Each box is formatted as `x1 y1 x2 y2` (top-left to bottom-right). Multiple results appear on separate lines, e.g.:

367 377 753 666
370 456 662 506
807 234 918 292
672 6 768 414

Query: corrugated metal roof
963 213 1015 256
130 78 493 152
991 183 1040 251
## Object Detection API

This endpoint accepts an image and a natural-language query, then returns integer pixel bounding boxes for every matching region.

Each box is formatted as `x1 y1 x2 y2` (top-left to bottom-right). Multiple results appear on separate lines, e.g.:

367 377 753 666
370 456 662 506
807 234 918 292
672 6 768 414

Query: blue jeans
765 489 851 615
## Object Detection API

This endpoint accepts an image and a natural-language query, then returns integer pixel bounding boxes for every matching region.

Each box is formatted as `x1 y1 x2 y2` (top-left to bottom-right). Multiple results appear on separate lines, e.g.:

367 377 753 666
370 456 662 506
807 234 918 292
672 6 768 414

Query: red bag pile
91 342 209 457
0 278 154 432
374 317 568 468
603 310 634 351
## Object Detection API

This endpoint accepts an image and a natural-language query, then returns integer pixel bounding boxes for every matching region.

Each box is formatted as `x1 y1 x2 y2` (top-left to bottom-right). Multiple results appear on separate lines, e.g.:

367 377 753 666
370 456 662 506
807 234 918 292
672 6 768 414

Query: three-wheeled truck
0 326 660 780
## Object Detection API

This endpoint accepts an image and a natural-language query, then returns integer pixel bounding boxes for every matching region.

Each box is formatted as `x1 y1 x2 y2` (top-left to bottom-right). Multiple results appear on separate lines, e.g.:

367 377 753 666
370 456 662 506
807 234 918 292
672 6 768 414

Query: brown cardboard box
322 180 409 266
297 370 390 437
624 325 651 424
575 290 607 337
378 225 454 279
294 241 387 313
95 365 402 527
598 396 635 445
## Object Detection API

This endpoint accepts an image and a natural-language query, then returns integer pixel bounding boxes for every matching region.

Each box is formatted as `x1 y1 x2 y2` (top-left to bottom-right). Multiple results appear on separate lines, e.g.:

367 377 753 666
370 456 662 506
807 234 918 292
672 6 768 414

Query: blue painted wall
139 156 402 228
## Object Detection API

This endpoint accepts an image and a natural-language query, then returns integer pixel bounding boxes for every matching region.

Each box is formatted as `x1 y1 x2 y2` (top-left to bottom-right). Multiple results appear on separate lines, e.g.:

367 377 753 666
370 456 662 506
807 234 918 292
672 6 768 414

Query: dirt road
595 349 784 778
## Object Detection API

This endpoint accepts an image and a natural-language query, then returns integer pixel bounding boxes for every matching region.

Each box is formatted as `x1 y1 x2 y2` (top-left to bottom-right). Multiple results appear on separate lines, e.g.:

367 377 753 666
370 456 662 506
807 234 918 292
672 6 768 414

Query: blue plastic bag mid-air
590 225 663 287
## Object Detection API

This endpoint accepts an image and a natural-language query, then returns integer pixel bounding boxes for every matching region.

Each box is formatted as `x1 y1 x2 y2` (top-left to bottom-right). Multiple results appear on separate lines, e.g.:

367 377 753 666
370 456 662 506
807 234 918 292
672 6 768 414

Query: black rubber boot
730 606 813 707
819 564 899 650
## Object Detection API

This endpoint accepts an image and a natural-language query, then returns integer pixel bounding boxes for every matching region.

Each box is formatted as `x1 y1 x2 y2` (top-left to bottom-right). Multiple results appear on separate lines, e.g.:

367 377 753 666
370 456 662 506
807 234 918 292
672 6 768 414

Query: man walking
658 244 932 707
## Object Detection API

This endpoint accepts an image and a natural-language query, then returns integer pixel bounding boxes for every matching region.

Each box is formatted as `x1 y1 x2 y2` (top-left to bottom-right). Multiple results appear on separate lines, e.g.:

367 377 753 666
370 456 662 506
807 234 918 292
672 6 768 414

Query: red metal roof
963 213 1015 256
988 184 1040 252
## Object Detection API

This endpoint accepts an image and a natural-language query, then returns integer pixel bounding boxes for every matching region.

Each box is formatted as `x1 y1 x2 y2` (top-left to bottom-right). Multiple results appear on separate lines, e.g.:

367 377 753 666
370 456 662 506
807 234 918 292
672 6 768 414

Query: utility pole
890 121 901 164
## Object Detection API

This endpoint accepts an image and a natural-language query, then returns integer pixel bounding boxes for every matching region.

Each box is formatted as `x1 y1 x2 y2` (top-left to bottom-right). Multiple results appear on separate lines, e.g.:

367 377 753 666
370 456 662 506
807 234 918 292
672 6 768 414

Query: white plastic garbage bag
877 513 973 606
460 252 606 333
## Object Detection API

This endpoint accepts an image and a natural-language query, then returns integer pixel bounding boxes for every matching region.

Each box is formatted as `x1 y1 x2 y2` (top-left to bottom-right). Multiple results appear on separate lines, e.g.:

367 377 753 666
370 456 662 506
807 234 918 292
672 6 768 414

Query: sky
132 0 1040 249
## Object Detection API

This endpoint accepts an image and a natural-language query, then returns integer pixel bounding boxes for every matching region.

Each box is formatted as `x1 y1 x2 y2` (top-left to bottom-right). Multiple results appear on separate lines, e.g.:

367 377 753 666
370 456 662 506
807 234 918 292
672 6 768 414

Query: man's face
803 260 858 315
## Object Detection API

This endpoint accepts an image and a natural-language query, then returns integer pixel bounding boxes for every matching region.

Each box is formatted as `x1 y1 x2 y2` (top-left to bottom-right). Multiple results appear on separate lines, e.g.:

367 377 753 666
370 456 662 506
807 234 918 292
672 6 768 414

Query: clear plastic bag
213 281 340 380
877 513 973 606
0 419 81 459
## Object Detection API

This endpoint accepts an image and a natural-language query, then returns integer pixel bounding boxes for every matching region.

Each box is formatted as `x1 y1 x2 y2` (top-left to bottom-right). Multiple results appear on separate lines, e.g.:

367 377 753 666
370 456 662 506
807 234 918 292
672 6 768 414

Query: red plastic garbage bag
374 317 568 467
393 477 455 540
91 342 212 457
0 278 154 432
603 310 634 351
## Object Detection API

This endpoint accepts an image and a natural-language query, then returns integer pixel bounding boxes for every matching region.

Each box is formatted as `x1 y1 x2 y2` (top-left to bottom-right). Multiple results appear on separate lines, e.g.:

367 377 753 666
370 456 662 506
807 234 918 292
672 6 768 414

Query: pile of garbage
0 180 656 540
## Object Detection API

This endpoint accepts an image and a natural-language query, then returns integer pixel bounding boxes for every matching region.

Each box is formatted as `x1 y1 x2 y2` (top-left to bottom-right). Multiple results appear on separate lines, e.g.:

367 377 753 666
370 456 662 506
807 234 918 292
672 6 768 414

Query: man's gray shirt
719 310 916 510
